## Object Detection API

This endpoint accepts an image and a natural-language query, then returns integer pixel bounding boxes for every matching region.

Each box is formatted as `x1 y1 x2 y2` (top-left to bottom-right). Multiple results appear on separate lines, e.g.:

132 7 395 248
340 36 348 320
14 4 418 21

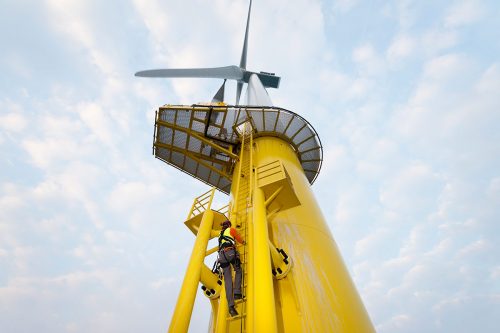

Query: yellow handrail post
169 208 215 332
214 283 228 333
252 187 278 332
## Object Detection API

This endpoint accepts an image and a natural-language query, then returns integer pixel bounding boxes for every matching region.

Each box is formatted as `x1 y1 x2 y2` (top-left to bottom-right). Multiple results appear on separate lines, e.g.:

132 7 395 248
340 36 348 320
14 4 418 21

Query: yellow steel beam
169 209 215 333
154 141 232 168
246 130 255 332
231 123 247 216
205 245 219 257
264 186 283 208
246 208 255 333
156 119 239 161
214 284 228 333
268 240 292 279
252 187 278 332
200 264 221 298
210 229 220 239
208 298 219 333
249 123 254 199
266 207 281 221
154 142 232 181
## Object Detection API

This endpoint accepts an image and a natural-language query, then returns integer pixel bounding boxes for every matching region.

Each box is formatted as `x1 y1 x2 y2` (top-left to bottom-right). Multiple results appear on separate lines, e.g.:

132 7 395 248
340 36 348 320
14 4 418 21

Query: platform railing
187 187 216 220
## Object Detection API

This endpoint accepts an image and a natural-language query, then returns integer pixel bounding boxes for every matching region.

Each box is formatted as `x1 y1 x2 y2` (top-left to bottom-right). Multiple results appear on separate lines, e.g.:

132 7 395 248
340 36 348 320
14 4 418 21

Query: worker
218 219 245 317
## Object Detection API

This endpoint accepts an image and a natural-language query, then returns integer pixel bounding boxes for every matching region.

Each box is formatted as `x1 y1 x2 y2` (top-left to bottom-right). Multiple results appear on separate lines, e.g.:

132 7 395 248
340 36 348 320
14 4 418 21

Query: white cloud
379 162 442 215
333 0 358 12
108 180 164 212
445 0 484 28
46 0 118 76
0 112 26 133
377 314 412 332
353 43 385 75
151 277 176 290
487 177 500 199
131 0 170 59
0 185 26 215
390 53 486 144
38 215 77 241
456 239 491 258
490 266 500 280
476 63 500 94
77 102 116 146
318 69 372 102
0 100 26 132
355 228 391 257
22 138 80 169
422 53 468 81
387 34 415 63
421 29 459 55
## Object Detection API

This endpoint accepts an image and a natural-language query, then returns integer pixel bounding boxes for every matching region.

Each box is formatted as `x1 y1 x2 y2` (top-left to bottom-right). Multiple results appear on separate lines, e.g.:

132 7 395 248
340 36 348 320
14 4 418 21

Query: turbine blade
239 0 252 69
135 66 244 80
236 81 243 105
212 80 226 103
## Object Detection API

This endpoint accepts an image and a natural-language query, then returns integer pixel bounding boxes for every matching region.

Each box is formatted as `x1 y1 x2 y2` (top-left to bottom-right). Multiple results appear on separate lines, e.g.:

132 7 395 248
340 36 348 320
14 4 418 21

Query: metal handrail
187 188 216 220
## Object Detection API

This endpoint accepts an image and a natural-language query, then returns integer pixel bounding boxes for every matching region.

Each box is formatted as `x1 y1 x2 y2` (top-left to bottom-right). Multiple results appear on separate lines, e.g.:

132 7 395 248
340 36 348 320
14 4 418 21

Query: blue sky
1 0 499 332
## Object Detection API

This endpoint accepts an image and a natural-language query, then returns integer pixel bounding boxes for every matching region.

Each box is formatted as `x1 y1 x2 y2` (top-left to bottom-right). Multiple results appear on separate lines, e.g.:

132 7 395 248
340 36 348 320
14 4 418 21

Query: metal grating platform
153 104 323 194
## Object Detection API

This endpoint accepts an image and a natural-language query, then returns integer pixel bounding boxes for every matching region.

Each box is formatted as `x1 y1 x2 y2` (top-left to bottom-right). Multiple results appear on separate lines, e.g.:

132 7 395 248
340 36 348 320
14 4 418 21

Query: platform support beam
169 209 214 333
252 187 278 333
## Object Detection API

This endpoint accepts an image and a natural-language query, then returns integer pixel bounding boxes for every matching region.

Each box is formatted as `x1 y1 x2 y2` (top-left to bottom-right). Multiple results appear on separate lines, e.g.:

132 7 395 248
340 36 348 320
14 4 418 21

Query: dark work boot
229 306 239 317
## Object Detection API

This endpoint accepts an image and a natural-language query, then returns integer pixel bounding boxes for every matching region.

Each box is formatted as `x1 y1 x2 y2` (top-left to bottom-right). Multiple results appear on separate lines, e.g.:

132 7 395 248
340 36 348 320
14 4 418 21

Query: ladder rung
227 313 246 321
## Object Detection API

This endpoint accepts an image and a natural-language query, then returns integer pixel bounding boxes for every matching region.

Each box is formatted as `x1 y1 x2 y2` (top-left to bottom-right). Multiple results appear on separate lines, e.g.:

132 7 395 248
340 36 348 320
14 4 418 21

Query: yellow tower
136 1 375 332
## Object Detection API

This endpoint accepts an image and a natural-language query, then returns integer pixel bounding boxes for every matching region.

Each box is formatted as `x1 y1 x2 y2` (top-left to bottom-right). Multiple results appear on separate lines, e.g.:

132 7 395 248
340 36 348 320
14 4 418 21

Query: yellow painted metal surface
169 208 214 332
250 136 375 332
256 160 300 212
252 187 278 332
167 129 374 332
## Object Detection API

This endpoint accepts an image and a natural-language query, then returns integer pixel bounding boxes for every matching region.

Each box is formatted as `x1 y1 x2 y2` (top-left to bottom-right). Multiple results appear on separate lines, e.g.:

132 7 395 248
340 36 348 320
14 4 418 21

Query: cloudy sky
1 0 499 332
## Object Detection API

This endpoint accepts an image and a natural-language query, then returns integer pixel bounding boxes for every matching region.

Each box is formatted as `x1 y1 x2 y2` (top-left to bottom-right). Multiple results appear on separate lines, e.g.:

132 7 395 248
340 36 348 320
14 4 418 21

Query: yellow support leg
252 187 278 333
245 210 255 333
208 298 219 333
169 209 214 333
214 283 228 333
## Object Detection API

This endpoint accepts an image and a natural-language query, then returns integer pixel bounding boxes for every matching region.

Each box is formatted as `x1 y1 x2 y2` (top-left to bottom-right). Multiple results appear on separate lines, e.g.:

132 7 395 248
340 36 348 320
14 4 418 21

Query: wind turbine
136 1 375 332
135 0 279 105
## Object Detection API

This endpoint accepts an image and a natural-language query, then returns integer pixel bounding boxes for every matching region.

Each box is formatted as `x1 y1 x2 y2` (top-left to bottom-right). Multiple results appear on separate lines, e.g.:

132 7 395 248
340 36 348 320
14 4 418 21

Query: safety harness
218 227 240 269
218 227 235 250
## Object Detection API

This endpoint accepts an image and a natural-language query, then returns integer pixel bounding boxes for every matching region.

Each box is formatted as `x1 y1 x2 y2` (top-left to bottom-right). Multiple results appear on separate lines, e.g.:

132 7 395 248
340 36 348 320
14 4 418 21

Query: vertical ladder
227 123 253 332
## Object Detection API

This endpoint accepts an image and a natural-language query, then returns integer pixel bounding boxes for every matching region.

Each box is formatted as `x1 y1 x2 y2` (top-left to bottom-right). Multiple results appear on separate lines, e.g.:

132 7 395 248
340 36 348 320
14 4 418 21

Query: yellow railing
216 203 230 219
187 188 216 220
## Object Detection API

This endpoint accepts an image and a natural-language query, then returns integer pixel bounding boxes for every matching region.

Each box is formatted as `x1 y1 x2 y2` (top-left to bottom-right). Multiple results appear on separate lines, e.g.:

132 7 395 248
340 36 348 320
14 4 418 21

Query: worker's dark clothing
219 247 242 307
218 227 244 308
